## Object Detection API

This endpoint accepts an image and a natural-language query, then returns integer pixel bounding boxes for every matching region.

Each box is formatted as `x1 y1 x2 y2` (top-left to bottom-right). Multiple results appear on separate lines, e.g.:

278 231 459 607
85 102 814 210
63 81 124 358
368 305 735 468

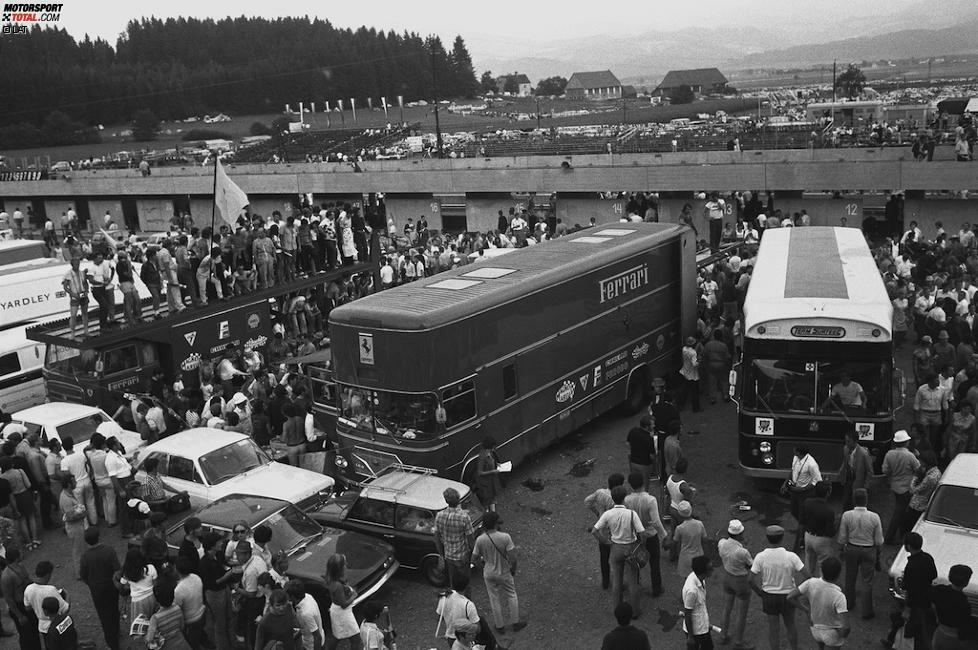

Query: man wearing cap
836 488 883 619
718 520 753 650
590 485 646 617
750 525 808 650
914 374 948 455
624 472 667 599
881 430 920 544
626 416 657 489
671 500 706 579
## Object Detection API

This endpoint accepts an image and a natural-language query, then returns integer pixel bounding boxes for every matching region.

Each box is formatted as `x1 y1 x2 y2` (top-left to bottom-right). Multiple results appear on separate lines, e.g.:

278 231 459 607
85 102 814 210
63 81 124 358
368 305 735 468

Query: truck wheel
421 555 447 587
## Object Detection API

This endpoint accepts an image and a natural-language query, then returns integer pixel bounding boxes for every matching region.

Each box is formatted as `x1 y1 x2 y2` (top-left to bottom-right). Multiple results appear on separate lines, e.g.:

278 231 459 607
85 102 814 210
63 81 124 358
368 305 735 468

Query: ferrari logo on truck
358 333 375 365
598 264 649 304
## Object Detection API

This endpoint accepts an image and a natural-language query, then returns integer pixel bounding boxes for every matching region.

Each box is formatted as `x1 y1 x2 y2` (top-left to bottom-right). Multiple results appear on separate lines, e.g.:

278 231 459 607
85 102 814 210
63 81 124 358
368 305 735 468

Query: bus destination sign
598 264 649 304
791 325 845 338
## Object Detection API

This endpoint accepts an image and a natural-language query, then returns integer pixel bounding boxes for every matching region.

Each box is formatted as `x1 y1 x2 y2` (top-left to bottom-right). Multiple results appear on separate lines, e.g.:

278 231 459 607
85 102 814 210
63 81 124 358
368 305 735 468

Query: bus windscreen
746 359 890 416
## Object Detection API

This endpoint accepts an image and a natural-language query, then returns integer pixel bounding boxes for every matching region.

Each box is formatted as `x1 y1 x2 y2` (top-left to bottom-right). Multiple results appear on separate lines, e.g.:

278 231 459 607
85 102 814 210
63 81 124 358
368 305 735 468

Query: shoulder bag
624 511 649 569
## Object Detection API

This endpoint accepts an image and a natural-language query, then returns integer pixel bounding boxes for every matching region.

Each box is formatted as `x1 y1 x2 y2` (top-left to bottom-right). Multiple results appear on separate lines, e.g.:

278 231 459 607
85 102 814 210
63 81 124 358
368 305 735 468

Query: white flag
214 159 249 226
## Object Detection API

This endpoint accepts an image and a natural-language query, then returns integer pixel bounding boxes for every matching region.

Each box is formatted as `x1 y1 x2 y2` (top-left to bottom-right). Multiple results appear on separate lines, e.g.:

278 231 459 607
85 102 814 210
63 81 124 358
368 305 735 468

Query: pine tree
448 36 478 98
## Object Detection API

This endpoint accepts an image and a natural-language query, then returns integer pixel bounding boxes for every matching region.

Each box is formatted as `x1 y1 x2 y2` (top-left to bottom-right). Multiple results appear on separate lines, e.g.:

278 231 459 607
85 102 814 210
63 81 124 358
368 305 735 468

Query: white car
131 429 335 512
8 403 143 456
888 453 978 616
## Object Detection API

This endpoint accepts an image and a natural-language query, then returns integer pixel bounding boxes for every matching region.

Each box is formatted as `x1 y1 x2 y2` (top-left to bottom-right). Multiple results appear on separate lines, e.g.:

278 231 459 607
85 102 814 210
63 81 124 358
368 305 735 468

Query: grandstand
233 125 414 164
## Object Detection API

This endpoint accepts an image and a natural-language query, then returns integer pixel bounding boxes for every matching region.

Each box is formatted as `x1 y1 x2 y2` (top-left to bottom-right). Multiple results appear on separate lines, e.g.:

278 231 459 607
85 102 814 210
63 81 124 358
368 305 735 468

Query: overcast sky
60 0 919 45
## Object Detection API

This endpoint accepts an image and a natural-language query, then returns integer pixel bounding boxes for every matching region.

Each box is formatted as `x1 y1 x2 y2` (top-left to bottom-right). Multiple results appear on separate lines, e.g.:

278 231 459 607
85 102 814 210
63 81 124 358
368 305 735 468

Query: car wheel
421 555 447 587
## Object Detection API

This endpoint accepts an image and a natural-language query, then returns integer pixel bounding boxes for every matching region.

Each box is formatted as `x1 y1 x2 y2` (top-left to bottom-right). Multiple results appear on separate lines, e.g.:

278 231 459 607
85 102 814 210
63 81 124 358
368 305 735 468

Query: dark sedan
163 494 399 609
311 469 484 585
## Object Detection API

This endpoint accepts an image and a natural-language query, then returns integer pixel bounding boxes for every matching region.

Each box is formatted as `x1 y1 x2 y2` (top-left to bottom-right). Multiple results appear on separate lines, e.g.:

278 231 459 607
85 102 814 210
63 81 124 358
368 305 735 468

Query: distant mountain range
467 0 978 84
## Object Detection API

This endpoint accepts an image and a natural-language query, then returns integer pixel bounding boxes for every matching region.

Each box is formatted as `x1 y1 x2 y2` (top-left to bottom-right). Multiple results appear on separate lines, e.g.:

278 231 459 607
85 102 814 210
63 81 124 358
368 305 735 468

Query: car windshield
263 505 323 554
924 484 978 529
56 412 113 445
338 384 438 440
198 439 272 485
746 358 889 416
45 345 98 376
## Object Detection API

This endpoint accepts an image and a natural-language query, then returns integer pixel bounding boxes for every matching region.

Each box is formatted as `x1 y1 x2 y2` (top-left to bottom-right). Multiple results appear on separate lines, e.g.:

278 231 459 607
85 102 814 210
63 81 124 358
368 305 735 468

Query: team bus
732 227 900 479
322 223 697 482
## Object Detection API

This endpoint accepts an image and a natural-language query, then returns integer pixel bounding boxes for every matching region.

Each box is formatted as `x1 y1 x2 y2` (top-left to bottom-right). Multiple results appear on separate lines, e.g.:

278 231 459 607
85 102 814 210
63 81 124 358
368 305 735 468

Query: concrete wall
249 197 296 221
6 150 976 199
905 198 977 238
87 199 125 230
135 198 176 232
385 193 438 232
554 195 627 228
465 193 517 233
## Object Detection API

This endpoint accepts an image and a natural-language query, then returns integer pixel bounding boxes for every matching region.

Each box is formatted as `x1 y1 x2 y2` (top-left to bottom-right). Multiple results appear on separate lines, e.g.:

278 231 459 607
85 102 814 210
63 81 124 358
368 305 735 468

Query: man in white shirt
591 485 646 617
822 372 866 411
836 488 883 618
789 445 822 551
704 192 726 252
379 257 395 289
750 525 809 650
174 557 206 648
788 556 850 649
87 250 115 328
286 580 325 650
717 520 753 649
682 555 715 649
60 437 98 525
680 337 701 413
23 561 69 636
624 472 667 598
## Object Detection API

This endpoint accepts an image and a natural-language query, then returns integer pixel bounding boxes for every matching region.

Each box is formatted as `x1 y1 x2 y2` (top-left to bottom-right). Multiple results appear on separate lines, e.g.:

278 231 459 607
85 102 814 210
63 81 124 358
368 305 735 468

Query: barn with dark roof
565 70 622 100
654 68 728 97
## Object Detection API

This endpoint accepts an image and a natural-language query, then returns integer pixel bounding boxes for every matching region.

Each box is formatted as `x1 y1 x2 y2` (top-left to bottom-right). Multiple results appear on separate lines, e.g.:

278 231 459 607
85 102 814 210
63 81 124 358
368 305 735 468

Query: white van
0 324 46 414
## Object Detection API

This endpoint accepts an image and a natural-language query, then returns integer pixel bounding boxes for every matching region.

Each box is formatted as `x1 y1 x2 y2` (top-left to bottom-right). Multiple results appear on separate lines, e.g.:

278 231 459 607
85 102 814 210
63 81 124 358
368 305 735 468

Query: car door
162 454 210 507
345 496 396 544
393 504 438 568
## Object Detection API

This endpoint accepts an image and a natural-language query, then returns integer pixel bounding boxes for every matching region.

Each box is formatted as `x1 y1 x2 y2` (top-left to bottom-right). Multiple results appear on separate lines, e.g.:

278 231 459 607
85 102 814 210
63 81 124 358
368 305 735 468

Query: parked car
163 494 398 610
313 465 484 585
131 429 335 512
8 403 143 456
888 453 978 617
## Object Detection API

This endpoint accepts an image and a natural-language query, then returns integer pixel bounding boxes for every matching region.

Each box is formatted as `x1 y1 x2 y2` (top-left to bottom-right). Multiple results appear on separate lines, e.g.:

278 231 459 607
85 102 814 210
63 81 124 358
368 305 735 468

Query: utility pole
431 48 444 158
536 98 541 129
832 60 837 102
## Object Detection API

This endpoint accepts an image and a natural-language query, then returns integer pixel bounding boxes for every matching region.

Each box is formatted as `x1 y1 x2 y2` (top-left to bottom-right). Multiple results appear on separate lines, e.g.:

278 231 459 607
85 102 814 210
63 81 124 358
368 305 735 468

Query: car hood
286 526 395 588
889 519 978 586
215 462 334 503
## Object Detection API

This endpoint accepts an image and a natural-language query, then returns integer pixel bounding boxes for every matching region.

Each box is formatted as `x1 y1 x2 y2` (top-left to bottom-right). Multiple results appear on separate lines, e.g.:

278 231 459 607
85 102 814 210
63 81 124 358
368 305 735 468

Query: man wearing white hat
718 519 754 649
881 430 920 544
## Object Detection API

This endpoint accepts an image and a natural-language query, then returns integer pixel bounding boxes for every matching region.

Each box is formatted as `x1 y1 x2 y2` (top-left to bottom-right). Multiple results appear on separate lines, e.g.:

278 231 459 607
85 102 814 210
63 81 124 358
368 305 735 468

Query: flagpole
210 157 218 244
209 157 219 298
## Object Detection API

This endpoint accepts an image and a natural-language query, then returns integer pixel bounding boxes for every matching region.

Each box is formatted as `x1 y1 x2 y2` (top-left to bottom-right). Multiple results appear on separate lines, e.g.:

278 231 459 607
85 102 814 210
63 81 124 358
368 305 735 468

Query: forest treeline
0 16 479 146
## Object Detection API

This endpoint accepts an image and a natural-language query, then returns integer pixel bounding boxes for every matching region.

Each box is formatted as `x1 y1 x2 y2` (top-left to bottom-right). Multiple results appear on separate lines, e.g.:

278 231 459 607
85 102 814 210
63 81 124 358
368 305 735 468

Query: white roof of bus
743 227 892 333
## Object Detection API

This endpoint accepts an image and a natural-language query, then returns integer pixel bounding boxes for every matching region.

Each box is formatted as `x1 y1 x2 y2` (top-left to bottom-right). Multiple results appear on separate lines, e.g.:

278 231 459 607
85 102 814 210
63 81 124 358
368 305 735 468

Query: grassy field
729 58 978 90
1 97 758 167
